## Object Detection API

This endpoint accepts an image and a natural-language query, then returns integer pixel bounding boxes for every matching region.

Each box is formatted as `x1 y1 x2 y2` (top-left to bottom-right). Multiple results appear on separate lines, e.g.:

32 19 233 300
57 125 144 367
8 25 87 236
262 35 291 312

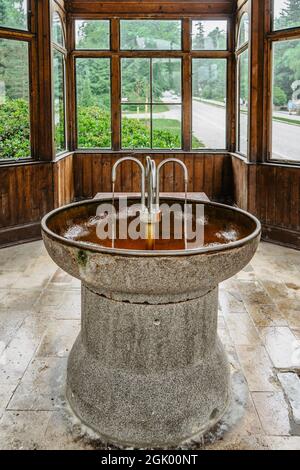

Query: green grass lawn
122 104 170 114
272 116 300 127
153 118 204 149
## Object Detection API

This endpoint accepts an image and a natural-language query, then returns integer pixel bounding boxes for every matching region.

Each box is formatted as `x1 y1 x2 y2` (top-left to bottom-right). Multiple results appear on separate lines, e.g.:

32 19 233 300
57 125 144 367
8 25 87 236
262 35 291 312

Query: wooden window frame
235 6 250 158
264 0 300 165
271 0 300 33
51 2 68 157
120 56 183 151
69 14 233 154
0 0 38 164
76 56 112 150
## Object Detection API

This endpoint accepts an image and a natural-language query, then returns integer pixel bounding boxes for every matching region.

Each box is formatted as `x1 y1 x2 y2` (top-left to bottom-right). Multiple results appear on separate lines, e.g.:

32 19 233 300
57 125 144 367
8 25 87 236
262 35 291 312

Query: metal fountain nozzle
156 158 189 209
143 156 161 224
111 156 189 224
111 156 146 210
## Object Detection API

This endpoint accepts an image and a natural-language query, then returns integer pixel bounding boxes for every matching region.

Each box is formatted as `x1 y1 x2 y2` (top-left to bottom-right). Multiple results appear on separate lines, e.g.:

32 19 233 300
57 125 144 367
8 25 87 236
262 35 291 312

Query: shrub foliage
0 99 202 158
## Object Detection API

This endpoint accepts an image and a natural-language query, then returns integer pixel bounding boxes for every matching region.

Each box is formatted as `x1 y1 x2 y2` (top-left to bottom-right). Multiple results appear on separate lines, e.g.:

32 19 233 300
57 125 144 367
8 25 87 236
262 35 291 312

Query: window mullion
182 54 192 151
111 54 121 150
111 19 120 150
182 19 191 151
150 58 153 149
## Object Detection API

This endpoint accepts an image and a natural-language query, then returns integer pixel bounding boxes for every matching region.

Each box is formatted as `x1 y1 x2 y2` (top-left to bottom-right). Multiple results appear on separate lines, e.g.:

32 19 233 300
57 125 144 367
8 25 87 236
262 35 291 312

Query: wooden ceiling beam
66 1 235 15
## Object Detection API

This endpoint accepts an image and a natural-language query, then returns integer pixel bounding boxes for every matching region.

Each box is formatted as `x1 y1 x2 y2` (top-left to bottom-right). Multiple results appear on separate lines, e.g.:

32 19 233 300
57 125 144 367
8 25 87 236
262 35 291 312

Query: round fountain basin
41 197 261 447
42 197 261 303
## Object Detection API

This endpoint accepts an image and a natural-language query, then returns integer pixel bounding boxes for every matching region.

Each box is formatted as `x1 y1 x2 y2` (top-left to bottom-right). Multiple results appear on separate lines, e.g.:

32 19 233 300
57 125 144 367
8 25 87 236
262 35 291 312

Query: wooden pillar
248 0 266 162
36 0 55 161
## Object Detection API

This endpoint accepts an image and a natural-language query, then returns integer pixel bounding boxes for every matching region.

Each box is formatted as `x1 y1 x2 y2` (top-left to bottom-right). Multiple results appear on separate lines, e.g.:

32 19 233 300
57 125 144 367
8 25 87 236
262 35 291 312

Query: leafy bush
78 106 203 149
0 99 30 159
0 100 203 158
78 106 112 148
273 86 287 107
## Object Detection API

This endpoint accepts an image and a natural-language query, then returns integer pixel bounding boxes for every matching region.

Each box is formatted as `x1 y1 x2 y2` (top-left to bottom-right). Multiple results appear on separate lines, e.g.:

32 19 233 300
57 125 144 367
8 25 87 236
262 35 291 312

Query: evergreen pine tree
193 22 205 49
277 0 300 29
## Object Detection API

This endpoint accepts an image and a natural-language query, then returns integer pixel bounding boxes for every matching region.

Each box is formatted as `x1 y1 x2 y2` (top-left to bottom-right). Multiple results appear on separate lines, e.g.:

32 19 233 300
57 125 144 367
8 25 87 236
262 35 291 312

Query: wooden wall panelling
0 154 75 247
231 155 248 210
245 161 300 249
74 153 234 202
0 162 54 246
53 154 75 207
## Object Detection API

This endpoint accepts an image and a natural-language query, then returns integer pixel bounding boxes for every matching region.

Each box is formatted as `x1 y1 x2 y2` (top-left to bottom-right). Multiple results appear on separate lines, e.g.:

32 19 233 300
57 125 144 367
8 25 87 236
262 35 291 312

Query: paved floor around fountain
0 240 300 450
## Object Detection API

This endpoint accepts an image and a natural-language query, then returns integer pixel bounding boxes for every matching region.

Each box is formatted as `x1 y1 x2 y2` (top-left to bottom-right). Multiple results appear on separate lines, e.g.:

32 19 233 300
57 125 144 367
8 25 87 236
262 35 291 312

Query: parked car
288 100 299 115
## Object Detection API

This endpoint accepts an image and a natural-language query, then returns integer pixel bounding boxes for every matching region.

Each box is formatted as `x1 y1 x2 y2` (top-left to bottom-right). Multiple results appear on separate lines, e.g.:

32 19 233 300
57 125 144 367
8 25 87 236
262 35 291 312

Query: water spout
111 156 189 249
156 159 189 209
112 157 146 209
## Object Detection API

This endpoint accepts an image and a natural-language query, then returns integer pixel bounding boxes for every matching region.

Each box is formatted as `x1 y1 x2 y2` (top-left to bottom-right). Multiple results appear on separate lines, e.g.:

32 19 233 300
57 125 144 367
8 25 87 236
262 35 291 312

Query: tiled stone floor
0 240 300 450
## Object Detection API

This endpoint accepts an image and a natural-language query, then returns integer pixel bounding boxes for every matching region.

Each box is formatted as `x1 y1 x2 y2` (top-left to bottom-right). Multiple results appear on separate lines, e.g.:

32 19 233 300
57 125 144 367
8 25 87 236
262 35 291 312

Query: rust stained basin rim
41 196 262 258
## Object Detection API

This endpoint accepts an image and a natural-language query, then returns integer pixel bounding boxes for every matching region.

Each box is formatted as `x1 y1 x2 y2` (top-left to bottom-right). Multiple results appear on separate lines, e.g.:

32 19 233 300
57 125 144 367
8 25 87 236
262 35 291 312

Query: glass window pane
52 12 64 47
53 50 66 153
237 13 249 48
120 20 182 50
152 105 182 149
273 0 300 31
121 105 151 149
152 58 181 103
0 0 28 30
192 21 227 50
121 58 150 103
237 50 249 155
75 20 110 50
0 39 30 159
76 58 111 149
192 59 227 149
271 39 300 161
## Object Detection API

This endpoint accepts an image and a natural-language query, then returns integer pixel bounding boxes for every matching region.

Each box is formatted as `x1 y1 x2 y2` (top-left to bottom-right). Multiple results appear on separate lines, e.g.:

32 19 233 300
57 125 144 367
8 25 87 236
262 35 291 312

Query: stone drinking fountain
42 156 261 448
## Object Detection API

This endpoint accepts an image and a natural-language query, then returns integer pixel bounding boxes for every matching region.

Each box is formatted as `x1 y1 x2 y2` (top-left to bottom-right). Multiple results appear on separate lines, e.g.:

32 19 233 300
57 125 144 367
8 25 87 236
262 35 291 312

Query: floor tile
8 357 68 411
219 287 247 315
0 310 29 353
225 313 261 346
0 383 18 419
245 303 288 328
0 410 51 449
259 327 300 369
276 299 300 329
0 315 47 385
36 320 80 357
0 239 300 449
236 344 278 392
278 372 300 425
238 281 274 306
0 289 41 311
262 436 300 450
48 269 81 291
36 289 81 319
252 391 291 436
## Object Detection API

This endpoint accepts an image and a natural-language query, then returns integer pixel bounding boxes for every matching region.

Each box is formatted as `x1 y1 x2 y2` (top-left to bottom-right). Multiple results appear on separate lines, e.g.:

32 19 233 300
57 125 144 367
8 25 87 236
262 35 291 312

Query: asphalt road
127 100 300 161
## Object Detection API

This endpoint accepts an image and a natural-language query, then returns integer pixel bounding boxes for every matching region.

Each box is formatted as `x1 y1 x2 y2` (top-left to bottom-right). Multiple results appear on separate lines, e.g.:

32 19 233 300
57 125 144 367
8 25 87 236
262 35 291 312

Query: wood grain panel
0 155 74 246
0 162 53 230
231 154 248 210
74 153 233 202
53 155 75 207
67 1 235 15
232 154 300 249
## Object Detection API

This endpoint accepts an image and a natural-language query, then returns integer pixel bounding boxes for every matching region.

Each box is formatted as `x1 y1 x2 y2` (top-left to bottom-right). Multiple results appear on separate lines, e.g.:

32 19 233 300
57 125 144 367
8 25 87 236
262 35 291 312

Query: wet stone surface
0 240 300 449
